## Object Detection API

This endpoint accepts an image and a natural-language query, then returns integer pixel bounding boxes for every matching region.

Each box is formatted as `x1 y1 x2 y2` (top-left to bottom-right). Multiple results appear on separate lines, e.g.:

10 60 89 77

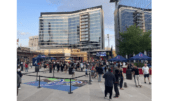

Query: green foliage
134 62 144 67
117 25 151 56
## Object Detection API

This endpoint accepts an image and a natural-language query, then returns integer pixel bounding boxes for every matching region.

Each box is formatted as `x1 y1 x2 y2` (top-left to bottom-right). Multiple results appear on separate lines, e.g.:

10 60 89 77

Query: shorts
144 74 149 78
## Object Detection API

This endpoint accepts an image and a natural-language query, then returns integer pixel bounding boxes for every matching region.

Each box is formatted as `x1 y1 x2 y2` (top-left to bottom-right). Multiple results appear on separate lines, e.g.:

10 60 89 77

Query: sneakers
109 98 112 101
18 88 21 90
104 96 107 99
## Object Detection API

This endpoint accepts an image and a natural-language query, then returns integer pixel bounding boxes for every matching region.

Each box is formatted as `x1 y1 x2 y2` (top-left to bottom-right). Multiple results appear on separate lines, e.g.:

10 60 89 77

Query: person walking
142 64 151 84
114 67 120 98
17 67 23 89
132 66 142 87
94 63 99 79
103 68 116 101
119 68 124 90
98 64 103 82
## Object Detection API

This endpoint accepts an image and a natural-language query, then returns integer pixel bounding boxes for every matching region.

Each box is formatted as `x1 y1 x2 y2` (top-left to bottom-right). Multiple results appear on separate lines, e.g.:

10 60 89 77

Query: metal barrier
23 70 90 94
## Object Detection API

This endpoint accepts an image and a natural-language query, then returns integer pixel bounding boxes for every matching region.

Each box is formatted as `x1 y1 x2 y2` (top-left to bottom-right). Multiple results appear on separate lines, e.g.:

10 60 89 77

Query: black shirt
132 68 139 75
119 70 123 77
114 69 120 82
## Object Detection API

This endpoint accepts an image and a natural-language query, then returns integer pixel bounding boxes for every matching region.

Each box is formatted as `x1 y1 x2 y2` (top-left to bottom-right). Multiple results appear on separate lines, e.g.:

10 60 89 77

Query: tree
117 25 151 56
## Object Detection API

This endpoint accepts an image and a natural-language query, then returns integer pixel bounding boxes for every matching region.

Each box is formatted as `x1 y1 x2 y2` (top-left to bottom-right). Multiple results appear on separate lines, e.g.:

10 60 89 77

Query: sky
17 0 151 49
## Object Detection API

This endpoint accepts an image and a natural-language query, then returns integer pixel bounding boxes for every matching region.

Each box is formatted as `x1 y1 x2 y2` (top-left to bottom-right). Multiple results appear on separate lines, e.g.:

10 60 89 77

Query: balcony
81 32 88 34
81 22 88 25
81 16 88 19
80 25 88 29
80 19 88 22
81 28 88 31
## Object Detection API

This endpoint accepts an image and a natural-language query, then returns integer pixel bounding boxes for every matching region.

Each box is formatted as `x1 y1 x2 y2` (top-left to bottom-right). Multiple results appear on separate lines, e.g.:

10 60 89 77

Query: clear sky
17 0 151 48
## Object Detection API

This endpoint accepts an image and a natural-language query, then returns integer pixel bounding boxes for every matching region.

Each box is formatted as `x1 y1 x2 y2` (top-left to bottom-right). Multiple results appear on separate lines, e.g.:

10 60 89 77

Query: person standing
119 68 124 90
25 62 28 72
91 64 95 79
114 67 120 98
61 61 64 72
49 61 52 73
43 62 46 73
142 64 151 84
17 73 20 96
53 61 56 71
23 61 26 71
98 64 103 82
103 68 116 101
80 62 83 71
57 61 60 72
72 67 75 78
132 66 142 87
17 67 23 89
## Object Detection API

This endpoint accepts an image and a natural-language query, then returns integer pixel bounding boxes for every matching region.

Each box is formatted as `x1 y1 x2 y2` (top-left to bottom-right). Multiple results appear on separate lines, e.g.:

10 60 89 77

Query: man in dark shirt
103 68 116 101
132 66 142 87
114 67 120 98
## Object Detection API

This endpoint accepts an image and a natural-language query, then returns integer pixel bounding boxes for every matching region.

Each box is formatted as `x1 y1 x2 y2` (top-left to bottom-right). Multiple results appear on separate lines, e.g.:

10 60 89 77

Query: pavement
17 66 151 101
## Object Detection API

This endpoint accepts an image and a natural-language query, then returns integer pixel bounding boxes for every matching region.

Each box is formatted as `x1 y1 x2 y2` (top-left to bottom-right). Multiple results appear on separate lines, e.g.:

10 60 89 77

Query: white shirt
106 62 109 65
80 63 83 68
142 66 149 74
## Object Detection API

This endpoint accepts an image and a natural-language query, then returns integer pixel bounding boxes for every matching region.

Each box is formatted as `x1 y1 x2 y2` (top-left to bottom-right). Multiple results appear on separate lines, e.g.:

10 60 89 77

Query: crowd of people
17 59 151 100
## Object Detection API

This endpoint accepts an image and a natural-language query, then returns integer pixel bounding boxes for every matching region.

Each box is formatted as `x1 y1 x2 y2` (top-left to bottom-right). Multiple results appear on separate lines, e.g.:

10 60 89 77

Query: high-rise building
38 5 104 51
114 5 151 54
29 36 39 51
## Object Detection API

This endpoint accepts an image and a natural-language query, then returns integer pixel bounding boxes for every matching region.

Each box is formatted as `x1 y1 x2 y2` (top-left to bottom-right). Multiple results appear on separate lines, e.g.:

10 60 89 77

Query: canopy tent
128 52 151 60
67 57 73 60
50 57 56 60
108 55 127 62
33 56 56 66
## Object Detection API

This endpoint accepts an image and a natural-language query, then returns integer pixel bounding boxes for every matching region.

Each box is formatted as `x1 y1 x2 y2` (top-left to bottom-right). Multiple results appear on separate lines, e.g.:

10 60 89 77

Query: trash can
126 69 132 80
35 66 39 72
69 67 73 75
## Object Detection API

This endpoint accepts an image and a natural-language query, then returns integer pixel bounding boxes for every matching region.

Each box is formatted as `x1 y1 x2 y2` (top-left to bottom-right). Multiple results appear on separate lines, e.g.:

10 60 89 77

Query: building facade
29 36 39 51
114 5 151 54
38 5 104 51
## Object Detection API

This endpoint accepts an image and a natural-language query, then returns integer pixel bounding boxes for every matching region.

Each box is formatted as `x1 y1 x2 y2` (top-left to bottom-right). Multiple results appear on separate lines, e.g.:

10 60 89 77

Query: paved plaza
17 67 151 101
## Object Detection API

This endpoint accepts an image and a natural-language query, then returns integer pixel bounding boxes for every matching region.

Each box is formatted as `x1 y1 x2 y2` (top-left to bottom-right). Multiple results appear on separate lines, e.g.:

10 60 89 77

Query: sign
65 53 71 56
96 52 106 56
33 58 39 66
